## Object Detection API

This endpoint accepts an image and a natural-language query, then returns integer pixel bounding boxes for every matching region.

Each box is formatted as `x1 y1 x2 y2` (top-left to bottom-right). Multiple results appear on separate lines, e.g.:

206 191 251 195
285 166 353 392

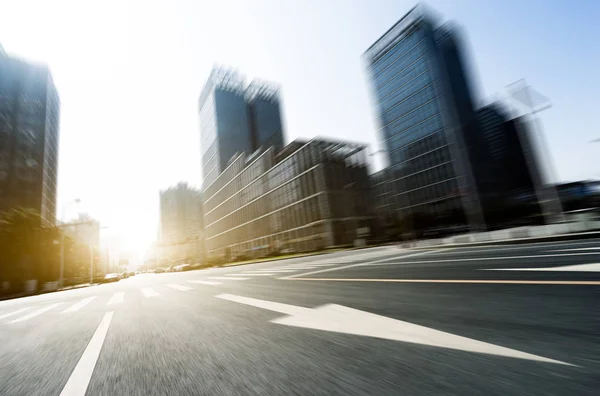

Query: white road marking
367 252 600 267
547 248 600 252
10 302 63 323
59 311 114 396
237 273 275 276
165 284 193 291
208 276 249 281
0 307 31 320
107 292 124 305
63 297 97 313
187 280 221 286
141 287 159 297
482 263 600 272
284 250 439 279
217 293 572 366
255 269 296 273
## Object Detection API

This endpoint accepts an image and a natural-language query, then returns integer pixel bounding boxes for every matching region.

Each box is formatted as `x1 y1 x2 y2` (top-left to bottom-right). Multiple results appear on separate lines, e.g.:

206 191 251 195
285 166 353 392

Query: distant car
154 267 166 274
119 272 129 279
174 264 191 272
103 273 120 283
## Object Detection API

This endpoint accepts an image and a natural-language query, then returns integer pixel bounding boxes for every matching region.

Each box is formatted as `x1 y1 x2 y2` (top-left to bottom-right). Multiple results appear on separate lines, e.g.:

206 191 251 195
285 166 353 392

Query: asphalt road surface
1 238 599 395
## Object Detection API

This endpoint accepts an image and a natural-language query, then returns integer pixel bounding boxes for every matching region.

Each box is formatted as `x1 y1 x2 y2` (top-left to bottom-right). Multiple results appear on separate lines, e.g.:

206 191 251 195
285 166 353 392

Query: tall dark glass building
364 5 492 237
0 48 60 225
198 68 285 188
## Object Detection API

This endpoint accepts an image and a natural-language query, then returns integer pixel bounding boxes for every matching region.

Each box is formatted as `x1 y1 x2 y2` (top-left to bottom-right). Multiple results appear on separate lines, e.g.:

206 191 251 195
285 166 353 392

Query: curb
402 230 600 250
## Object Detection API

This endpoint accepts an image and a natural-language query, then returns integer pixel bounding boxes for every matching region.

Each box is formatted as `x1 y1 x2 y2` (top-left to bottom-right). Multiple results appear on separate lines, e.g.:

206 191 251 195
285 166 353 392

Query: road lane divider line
59 311 114 396
107 292 124 305
365 252 600 267
207 276 249 281
283 249 441 279
482 263 600 272
165 284 193 291
141 287 159 297
0 307 32 320
284 278 600 285
63 297 97 313
10 302 63 323
188 280 221 286
237 273 275 276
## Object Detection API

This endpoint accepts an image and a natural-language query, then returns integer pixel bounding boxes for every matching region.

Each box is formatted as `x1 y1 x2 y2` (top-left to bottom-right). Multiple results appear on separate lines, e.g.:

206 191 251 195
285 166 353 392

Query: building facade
159 183 204 264
199 67 285 187
0 48 60 225
202 138 373 261
364 5 507 238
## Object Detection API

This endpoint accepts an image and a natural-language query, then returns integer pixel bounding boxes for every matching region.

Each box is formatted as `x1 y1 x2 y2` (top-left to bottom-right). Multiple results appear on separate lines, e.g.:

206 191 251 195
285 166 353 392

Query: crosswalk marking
10 302 63 323
63 297 97 313
107 292 125 305
141 287 159 298
0 307 31 320
188 280 221 285
206 274 250 280
165 284 193 291
208 276 249 281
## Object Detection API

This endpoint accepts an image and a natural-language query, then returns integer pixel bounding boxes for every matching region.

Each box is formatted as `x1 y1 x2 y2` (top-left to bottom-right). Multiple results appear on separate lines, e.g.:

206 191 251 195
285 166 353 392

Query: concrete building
159 183 204 264
202 138 374 262
0 46 60 224
198 67 285 187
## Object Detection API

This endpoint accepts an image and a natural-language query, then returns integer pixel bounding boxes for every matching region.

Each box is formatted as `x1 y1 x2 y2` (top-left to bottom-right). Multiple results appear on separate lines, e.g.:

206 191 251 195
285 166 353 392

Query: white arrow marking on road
0 307 31 320
10 302 63 323
188 280 221 285
63 296 97 313
107 292 124 305
216 294 572 366
59 311 113 396
482 263 600 272
165 284 193 291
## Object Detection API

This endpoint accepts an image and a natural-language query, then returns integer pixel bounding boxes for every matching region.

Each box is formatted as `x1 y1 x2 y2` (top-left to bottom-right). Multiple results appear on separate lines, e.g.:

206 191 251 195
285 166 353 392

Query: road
1 238 599 395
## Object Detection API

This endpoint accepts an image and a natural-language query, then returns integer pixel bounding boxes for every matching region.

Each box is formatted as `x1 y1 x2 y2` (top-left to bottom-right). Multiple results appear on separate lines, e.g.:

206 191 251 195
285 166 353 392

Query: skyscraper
0 48 60 225
364 5 490 237
198 67 285 188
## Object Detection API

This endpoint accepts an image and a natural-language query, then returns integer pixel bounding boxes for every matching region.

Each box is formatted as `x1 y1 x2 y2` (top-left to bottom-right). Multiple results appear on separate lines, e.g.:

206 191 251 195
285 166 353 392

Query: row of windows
387 114 444 153
383 100 439 142
378 69 432 114
370 28 425 76
206 196 323 251
398 178 460 208
205 170 318 229
390 134 450 166
381 84 436 128
375 54 431 99
374 39 429 87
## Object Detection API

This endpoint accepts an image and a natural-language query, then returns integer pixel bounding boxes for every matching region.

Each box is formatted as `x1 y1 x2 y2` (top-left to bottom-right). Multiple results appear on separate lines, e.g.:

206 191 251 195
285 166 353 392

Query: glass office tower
0 50 60 225
364 5 486 237
199 68 285 189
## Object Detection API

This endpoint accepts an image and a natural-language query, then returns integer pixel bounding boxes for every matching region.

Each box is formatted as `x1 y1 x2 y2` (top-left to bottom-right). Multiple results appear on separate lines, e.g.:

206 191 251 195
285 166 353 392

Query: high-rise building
364 5 498 237
198 67 285 188
0 48 60 225
159 182 204 263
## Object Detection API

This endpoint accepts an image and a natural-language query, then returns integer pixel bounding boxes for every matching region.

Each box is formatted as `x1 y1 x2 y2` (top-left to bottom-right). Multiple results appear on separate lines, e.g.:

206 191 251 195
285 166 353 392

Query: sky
1 0 599 259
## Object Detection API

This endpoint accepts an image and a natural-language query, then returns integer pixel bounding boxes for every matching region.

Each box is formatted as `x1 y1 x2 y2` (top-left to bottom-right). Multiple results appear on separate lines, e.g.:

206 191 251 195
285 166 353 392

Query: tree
0 207 62 291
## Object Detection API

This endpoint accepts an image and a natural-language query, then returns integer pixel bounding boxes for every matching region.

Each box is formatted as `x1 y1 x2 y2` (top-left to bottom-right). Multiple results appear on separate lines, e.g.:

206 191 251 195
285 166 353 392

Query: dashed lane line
63 297 97 313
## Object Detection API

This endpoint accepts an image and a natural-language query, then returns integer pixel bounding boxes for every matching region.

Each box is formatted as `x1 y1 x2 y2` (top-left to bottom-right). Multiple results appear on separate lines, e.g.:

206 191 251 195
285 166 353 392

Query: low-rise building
202 138 374 261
